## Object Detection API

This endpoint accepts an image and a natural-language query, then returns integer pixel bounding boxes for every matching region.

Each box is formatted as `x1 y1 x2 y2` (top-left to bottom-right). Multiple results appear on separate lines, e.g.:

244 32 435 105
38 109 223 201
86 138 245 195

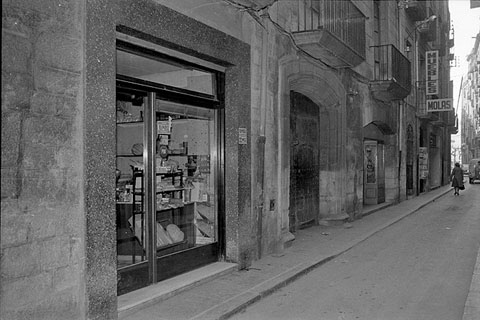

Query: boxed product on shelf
157 118 171 134
117 185 133 204
156 178 174 192
116 100 142 122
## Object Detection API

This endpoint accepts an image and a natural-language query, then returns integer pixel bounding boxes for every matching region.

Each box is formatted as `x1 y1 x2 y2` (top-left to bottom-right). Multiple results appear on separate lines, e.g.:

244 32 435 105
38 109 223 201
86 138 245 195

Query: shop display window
116 96 220 265
115 41 223 294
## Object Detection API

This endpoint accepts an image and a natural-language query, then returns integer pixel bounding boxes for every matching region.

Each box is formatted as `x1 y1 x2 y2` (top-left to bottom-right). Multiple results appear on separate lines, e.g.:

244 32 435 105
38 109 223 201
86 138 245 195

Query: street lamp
404 15 437 53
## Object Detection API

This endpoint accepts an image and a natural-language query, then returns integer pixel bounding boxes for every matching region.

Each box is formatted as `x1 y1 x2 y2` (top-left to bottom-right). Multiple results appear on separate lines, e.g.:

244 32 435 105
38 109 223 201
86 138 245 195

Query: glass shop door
116 89 150 294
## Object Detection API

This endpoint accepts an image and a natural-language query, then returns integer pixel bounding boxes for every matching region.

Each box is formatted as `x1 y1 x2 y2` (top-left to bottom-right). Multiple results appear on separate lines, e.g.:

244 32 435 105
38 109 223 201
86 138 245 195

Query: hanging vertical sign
426 50 439 95
419 147 429 179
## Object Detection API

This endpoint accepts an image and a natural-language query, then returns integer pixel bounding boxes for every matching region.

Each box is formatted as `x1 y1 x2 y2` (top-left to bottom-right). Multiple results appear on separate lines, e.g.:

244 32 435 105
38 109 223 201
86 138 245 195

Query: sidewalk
463 239 480 320
119 185 477 320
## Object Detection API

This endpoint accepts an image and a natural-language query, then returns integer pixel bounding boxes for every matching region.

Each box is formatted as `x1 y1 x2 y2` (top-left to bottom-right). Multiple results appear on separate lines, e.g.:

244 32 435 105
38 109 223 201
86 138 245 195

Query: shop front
114 40 226 295
82 1 251 312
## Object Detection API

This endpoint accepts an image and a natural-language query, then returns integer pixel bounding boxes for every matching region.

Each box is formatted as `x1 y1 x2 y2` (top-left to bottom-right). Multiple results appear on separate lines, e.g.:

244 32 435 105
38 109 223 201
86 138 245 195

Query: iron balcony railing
371 44 411 93
295 0 366 60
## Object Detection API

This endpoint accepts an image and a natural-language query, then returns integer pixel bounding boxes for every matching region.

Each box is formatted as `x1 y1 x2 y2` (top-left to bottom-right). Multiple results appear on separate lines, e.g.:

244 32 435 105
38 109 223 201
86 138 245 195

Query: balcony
417 106 441 123
424 18 438 42
369 45 411 102
448 38 454 48
292 0 366 68
431 113 446 127
435 22 448 56
230 0 276 10
448 125 458 134
403 0 427 22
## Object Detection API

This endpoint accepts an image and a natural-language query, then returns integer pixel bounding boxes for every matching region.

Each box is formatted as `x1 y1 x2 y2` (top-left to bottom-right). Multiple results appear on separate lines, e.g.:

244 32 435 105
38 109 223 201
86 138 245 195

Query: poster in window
364 143 377 184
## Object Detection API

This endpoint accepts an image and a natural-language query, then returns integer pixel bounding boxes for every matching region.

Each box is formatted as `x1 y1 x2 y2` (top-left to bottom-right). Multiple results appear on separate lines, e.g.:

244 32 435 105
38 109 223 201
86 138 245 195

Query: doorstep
362 201 394 217
117 262 238 319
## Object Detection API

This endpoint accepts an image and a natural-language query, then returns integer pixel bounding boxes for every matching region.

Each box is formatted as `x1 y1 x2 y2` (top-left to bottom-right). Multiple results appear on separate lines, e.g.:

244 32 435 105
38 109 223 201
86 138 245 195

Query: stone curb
193 188 452 320
462 245 480 320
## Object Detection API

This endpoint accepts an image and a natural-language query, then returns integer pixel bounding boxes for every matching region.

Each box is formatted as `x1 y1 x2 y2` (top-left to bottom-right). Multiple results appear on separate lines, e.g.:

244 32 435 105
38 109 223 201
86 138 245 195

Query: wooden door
289 91 319 232
364 140 378 205
377 143 385 203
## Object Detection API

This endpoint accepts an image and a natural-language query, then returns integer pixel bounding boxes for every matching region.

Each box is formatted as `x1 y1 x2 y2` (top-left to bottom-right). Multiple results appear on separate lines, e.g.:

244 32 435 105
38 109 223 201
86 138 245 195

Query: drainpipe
398 101 403 201
256 26 268 259
397 0 403 202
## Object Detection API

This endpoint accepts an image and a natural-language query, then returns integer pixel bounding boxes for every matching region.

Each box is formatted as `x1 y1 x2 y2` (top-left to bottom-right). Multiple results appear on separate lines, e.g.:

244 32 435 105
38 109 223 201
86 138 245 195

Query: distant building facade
461 32 480 162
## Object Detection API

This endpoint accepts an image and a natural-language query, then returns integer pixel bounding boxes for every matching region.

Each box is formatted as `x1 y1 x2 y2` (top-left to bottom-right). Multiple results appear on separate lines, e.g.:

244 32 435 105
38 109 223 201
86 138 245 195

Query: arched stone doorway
277 56 347 236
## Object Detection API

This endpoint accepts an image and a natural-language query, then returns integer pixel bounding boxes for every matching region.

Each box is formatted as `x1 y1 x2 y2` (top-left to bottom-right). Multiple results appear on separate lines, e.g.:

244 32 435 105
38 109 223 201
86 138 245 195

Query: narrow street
231 185 480 320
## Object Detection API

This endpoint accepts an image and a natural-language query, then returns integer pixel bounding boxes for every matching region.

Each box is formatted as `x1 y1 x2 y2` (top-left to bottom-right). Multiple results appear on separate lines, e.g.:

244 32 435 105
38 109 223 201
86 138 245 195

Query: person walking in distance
476 161 480 180
450 162 465 196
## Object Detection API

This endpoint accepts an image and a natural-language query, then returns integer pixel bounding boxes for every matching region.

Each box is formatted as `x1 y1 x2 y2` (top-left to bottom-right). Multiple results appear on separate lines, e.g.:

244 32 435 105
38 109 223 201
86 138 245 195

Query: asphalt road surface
231 185 480 320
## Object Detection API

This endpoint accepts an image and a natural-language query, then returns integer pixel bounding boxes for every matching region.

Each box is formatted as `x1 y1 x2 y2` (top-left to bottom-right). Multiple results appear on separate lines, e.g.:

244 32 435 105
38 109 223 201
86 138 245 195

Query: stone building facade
1 0 455 319
461 32 480 161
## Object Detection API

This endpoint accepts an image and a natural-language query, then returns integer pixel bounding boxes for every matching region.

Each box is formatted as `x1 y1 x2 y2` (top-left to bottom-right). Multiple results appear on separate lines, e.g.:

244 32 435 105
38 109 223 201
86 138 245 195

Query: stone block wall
1 1 85 319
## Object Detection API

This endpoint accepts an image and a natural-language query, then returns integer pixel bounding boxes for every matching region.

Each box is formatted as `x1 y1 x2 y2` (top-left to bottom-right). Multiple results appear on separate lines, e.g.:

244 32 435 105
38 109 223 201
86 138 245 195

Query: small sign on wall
238 127 247 145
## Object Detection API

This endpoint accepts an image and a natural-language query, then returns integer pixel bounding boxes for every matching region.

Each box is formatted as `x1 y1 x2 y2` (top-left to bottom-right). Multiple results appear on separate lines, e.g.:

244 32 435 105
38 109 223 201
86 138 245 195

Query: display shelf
157 205 184 212
169 149 188 156
116 204 146 263
157 239 187 251
156 187 185 193
117 121 144 125
156 171 183 177
120 168 194 258
156 171 184 196
156 240 190 257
